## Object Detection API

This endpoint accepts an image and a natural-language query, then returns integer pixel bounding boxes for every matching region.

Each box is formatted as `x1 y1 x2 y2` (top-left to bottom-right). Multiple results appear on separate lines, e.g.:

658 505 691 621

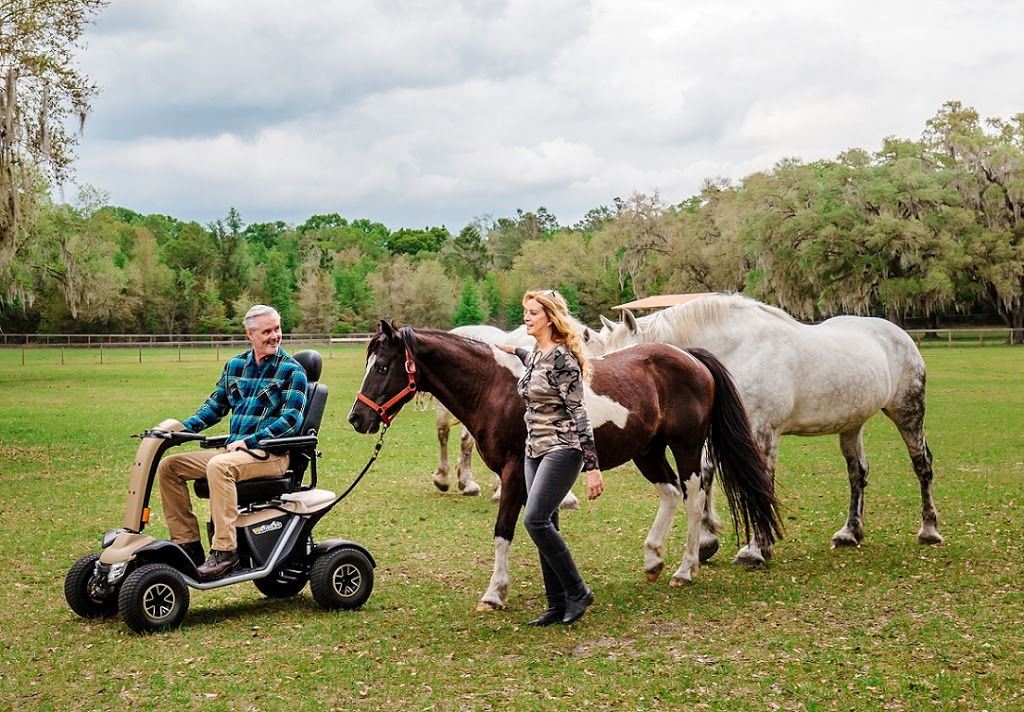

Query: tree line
1 6 1022 341
1 101 1022 342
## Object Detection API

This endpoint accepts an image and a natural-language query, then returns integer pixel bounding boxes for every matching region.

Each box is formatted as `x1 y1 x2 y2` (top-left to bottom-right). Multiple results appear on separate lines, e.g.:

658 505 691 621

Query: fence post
61 346 65 365
139 346 143 363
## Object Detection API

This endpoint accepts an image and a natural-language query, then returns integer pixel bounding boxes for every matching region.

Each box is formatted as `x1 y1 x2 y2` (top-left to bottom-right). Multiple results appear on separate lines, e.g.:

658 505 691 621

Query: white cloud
70 0 1024 230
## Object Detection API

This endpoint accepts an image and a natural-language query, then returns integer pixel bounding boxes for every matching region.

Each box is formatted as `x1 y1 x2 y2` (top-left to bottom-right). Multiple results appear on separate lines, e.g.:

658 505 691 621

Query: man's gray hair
243 304 280 330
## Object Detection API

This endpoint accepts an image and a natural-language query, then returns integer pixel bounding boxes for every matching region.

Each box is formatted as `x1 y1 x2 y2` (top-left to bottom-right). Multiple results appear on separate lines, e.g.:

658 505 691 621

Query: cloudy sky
70 0 1024 232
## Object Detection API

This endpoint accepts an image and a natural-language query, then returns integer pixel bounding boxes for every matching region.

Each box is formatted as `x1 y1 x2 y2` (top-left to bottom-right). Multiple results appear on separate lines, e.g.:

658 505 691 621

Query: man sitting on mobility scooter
158 304 307 579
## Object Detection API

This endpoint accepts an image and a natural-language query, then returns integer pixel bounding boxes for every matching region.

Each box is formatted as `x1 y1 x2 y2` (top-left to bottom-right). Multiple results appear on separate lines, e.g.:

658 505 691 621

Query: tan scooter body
98 419 337 572
64 397 376 633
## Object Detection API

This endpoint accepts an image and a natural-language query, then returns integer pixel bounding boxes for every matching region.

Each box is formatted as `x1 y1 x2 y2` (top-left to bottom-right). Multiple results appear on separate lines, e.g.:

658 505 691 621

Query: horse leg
671 473 707 586
477 460 526 611
733 427 779 565
698 447 723 562
456 426 481 496
831 426 868 548
640 481 680 583
634 450 704 584
886 406 943 545
432 405 452 492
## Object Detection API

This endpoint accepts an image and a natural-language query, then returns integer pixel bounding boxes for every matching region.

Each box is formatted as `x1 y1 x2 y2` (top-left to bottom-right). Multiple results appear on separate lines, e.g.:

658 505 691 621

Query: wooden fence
1 328 1021 357
0 333 374 347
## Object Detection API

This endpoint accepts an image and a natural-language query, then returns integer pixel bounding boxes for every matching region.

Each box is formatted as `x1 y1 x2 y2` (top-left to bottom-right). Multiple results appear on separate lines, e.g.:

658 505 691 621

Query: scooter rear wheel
310 548 374 610
119 563 190 633
65 553 119 619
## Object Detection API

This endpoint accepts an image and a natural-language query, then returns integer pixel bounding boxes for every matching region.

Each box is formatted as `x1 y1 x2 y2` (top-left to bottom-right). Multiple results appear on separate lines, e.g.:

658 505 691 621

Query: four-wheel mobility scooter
64 350 375 633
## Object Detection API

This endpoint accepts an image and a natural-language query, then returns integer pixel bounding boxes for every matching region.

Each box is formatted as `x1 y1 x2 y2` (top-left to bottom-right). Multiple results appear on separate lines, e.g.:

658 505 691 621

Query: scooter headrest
292 350 322 382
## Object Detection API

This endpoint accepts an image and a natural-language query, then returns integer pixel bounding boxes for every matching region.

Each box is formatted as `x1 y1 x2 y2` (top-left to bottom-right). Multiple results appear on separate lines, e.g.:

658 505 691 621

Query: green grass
1 345 1022 711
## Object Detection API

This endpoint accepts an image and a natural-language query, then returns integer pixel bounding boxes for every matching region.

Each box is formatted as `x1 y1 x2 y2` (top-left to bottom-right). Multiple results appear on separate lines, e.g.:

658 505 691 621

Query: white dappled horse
601 293 942 563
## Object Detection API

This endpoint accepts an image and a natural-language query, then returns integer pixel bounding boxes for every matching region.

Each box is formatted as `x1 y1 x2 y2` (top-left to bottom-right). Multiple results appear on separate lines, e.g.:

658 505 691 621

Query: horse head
347 320 419 434
601 308 644 352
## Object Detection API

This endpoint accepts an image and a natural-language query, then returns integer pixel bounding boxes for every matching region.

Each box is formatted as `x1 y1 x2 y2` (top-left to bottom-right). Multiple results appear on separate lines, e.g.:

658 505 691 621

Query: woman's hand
585 469 603 500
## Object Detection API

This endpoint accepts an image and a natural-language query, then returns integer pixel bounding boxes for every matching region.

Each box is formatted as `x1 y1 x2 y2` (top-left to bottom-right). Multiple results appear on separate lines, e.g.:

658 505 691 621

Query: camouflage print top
514 344 600 471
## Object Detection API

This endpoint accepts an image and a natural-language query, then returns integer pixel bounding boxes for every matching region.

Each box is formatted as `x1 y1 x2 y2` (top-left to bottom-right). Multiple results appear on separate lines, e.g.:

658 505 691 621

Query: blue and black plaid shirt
182 349 308 448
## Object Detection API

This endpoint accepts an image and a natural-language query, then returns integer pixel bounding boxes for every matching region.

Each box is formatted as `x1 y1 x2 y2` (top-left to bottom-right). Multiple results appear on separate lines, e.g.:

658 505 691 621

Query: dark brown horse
348 322 782 611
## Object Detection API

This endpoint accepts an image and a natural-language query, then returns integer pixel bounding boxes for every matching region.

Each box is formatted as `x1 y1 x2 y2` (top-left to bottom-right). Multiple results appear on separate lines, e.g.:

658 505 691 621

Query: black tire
118 564 190 633
64 553 119 619
310 548 374 610
253 569 309 598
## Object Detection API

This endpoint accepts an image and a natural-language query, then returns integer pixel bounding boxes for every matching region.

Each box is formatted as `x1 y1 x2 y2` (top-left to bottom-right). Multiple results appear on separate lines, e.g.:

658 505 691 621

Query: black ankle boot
561 586 594 625
527 607 565 627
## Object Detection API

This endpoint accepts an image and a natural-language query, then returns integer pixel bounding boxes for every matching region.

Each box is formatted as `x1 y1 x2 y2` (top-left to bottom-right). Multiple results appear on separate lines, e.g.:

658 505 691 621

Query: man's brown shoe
197 549 239 579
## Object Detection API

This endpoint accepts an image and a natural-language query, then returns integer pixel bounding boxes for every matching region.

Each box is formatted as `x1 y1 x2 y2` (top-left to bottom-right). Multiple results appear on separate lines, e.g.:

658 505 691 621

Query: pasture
0 343 1021 711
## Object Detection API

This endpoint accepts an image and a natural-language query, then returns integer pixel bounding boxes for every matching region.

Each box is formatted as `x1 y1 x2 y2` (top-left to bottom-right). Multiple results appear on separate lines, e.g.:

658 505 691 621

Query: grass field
1 343 1022 711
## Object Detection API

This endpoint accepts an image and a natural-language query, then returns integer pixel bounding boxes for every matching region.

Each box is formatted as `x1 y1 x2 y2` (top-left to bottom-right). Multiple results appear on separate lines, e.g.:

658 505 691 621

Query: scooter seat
280 488 336 513
193 475 295 505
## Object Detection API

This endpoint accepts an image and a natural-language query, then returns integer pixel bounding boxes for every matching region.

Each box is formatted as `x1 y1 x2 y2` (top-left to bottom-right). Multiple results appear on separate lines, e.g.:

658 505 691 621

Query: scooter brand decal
251 520 284 536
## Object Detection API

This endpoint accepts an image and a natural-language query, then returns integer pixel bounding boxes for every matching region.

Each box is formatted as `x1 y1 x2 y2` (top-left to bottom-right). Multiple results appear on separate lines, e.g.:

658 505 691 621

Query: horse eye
376 364 389 374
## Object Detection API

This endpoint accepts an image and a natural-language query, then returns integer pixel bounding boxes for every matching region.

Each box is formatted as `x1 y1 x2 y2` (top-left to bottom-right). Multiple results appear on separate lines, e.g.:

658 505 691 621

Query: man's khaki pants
157 448 289 552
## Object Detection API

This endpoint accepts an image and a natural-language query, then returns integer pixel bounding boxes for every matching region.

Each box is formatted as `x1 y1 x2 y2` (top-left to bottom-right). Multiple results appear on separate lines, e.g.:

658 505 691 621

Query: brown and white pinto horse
348 322 783 611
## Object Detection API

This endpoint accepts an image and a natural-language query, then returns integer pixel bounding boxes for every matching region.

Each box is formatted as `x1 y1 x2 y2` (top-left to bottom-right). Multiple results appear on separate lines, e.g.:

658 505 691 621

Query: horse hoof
560 493 580 510
732 552 765 567
645 562 664 582
462 483 481 497
698 539 720 563
432 476 450 492
830 535 860 549
917 529 944 545
476 601 504 612
669 574 693 587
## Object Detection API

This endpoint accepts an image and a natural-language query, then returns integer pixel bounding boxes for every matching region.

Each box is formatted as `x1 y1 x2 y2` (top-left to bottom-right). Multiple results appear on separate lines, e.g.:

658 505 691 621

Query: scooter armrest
257 435 319 450
142 429 208 444
200 435 229 449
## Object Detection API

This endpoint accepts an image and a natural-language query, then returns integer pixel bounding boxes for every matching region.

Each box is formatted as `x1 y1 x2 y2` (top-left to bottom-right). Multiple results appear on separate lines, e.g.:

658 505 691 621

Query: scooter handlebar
138 429 208 443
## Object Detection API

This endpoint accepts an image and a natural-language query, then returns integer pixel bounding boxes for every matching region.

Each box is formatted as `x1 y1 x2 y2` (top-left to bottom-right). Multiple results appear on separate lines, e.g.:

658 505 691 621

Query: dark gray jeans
524 448 585 606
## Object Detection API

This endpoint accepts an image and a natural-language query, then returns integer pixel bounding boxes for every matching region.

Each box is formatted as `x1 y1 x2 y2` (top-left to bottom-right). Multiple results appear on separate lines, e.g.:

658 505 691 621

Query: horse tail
687 348 784 548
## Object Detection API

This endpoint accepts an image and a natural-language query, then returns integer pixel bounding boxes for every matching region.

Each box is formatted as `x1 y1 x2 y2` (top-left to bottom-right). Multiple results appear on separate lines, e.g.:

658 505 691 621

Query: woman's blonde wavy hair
523 289 592 382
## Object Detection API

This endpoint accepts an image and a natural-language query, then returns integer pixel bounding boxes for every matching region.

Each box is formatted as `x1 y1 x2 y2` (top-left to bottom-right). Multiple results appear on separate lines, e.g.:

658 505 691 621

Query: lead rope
333 424 389 504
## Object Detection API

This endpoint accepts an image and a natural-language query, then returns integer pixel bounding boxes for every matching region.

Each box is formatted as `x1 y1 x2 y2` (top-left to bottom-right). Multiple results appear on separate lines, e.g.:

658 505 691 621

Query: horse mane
645 294 799 343
402 326 499 363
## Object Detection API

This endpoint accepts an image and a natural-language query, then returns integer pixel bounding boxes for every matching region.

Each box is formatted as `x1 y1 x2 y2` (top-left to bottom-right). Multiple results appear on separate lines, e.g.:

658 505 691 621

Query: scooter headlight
106 561 129 584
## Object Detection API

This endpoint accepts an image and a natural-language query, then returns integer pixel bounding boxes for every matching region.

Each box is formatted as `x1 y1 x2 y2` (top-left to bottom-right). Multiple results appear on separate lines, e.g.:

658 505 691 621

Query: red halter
355 343 417 426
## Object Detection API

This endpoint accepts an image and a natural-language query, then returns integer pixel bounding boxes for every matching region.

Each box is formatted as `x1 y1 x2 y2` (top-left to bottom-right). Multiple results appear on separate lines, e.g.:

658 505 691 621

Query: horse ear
600 314 617 331
583 327 592 343
624 309 639 334
379 320 395 338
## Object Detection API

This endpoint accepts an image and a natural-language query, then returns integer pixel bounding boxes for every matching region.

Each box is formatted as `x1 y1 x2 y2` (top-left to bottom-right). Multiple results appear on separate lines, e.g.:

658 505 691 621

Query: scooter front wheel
65 553 119 619
310 548 374 610
118 563 190 633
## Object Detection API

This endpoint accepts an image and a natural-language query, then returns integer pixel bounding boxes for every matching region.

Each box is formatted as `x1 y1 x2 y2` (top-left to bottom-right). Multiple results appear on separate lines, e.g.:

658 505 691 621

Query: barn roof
612 292 718 312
